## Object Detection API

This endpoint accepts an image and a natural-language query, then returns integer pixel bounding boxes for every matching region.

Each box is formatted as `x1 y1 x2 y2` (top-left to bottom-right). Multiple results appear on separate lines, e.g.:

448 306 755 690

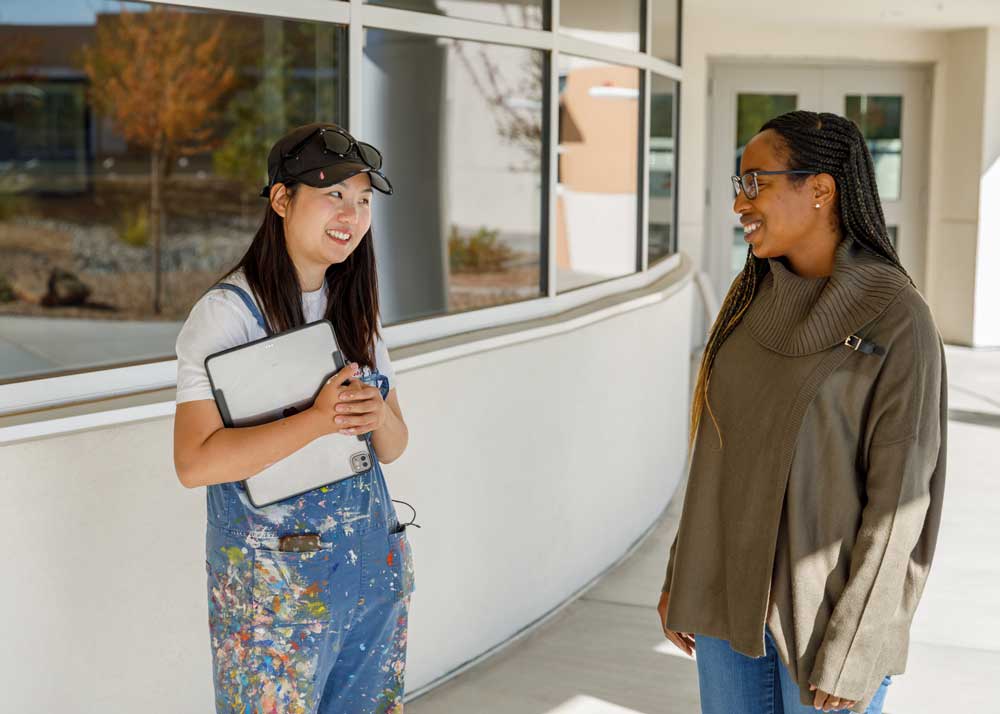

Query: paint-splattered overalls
203 284 415 714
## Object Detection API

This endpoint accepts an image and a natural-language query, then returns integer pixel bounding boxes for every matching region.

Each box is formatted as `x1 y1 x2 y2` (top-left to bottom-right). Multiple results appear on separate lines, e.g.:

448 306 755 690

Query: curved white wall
0 271 694 712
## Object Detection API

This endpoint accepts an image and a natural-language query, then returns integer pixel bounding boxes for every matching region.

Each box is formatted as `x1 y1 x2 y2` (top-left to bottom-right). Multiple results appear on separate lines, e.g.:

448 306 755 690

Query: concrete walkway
407 345 1000 714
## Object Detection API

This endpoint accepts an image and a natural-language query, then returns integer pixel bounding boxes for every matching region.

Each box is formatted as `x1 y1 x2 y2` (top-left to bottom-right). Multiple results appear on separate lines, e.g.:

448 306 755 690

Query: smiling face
734 130 837 262
271 172 374 283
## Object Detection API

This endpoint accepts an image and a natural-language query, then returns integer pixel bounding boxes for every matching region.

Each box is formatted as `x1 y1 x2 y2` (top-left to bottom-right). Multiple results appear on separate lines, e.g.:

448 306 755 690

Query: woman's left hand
808 683 856 712
333 380 387 436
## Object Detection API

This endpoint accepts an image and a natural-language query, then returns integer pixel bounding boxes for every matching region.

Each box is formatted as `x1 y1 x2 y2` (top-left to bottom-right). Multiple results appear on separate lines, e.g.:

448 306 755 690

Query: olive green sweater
662 237 947 712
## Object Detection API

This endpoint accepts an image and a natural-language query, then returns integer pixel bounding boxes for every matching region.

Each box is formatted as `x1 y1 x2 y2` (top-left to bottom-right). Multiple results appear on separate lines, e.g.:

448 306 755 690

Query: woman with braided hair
656 111 946 714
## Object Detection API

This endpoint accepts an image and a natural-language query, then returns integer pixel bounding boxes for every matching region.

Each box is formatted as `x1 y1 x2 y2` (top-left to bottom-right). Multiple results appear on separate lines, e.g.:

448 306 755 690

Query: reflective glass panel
735 93 797 175
364 29 545 322
846 94 903 201
649 75 678 264
556 55 640 292
0 1 346 382
887 225 898 248
367 0 545 30
732 227 748 277
560 0 641 52
651 0 680 63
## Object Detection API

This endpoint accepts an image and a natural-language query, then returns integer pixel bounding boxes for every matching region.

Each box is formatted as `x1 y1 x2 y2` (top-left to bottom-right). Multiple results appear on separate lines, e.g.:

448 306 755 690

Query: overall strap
373 373 391 400
212 282 271 335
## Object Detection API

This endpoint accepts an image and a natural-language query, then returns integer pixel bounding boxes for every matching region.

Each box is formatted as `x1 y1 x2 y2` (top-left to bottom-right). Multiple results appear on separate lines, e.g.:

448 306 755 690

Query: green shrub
117 205 150 247
0 274 15 303
0 192 29 221
448 226 513 273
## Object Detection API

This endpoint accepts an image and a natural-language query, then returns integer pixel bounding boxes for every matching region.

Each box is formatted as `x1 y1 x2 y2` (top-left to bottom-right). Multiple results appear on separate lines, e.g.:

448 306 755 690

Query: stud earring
814 203 821 209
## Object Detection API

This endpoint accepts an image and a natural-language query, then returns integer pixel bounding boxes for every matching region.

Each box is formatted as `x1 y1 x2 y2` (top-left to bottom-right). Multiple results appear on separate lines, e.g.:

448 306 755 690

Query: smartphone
278 533 322 552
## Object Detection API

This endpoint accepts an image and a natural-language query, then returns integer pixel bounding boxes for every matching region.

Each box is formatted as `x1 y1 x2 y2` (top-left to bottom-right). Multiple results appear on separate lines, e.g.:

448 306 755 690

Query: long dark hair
224 183 381 370
690 111 910 447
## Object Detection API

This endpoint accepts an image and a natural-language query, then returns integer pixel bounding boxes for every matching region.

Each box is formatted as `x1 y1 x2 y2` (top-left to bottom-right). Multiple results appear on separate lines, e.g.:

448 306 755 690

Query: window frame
0 0 683 418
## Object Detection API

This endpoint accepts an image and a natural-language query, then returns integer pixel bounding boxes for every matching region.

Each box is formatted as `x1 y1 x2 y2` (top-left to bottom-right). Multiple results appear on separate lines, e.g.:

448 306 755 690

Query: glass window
651 0 680 64
735 93 797 175
727 93 798 277
560 0 641 52
0 1 346 383
556 55 640 292
366 0 545 30
363 30 545 323
887 225 899 248
846 95 903 201
731 94 796 278
648 75 677 265
732 227 749 276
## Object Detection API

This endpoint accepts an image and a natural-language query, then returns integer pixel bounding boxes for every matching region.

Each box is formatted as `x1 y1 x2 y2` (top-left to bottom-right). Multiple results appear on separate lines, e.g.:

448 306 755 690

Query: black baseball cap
260 122 393 197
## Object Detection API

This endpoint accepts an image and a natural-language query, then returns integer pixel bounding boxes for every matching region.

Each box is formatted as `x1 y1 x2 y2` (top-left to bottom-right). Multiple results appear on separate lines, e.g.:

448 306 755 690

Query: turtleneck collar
743 238 911 356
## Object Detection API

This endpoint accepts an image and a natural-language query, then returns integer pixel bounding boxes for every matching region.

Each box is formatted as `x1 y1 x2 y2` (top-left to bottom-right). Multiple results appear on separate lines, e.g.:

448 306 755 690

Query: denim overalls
203 283 415 714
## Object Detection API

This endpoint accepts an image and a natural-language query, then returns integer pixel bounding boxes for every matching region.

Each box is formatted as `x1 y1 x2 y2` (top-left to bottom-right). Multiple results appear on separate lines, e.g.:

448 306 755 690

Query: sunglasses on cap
285 126 383 172
260 124 393 196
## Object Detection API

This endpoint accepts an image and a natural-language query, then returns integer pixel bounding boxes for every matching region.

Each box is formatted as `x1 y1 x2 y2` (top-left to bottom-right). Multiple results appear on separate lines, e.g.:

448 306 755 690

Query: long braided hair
690 110 910 447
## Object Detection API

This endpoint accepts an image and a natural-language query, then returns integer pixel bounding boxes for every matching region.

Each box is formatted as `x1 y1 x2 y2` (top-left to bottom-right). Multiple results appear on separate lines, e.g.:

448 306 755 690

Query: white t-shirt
174 270 395 404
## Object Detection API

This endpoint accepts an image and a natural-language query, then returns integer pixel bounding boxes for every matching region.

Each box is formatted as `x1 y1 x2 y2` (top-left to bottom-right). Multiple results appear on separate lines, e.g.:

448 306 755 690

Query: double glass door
707 64 930 297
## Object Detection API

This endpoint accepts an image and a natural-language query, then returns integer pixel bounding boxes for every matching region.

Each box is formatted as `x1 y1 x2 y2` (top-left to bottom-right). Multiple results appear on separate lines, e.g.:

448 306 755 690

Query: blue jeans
694 627 892 714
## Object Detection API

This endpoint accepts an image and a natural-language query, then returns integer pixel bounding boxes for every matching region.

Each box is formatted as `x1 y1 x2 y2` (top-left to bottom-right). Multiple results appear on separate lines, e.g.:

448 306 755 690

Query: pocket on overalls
360 527 415 602
389 529 417 598
387 528 415 600
251 546 336 625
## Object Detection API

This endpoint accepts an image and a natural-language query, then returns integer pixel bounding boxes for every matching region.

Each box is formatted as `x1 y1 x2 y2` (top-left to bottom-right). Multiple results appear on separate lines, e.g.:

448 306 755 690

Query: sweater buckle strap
844 334 886 356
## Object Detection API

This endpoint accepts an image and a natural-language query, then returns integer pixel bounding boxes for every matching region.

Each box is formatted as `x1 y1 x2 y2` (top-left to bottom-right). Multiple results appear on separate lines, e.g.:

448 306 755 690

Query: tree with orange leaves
82 6 236 314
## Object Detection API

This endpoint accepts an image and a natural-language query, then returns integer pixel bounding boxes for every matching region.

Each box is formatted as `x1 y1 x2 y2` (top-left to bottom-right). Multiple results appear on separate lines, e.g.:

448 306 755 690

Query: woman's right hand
657 591 696 657
310 362 361 435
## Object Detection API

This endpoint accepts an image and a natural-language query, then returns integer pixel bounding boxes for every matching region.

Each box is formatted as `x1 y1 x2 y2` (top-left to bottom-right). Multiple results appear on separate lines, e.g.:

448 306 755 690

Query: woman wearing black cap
172 123 414 714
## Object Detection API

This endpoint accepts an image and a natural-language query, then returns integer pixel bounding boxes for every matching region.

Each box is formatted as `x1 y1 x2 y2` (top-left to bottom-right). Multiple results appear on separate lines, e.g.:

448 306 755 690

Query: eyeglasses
284 127 383 172
731 170 820 200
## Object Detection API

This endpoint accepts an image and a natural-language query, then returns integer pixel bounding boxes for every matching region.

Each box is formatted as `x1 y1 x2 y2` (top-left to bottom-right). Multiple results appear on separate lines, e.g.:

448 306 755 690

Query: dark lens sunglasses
731 170 820 200
285 127 383 171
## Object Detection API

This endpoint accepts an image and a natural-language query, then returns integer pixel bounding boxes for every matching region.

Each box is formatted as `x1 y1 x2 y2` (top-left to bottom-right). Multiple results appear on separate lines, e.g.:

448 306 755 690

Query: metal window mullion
359 4 553 51
151 0 350 23
154 0 677 77
555 34 640 69
673 78 682 256
547 0 560 297
645 54 682 81
640 68 651 272
348 0 364 132
677 0 684 68
641 0 653 270
642 0 650 55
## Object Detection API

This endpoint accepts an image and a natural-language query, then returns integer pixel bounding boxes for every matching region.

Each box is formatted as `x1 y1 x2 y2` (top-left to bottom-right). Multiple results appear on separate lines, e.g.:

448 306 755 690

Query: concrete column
973 27 1000 346
927 27 1000 346
362 24 448 324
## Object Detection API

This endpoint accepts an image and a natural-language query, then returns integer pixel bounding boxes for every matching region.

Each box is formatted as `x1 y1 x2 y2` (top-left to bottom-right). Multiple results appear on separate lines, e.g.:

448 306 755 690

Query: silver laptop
205 319 374 508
